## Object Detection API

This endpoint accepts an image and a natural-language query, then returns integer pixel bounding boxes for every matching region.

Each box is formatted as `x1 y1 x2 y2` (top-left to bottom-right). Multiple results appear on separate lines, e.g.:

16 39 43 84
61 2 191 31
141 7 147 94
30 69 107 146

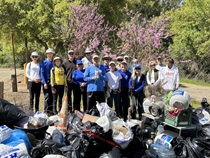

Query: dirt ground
1 68 210 112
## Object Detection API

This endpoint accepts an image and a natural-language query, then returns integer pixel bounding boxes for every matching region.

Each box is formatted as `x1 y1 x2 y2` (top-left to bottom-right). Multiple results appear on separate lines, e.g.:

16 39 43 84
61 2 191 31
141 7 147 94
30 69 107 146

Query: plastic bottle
150 144 176 158
156 125 164 136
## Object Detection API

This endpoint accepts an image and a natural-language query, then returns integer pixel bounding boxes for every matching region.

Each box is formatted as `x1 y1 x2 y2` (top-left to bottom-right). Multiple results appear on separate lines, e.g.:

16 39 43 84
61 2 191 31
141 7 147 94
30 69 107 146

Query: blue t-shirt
100 64 110 73
118 69 131 89
84 64 107 92
129 74 146 92
41 59 53 84
72 69 85 85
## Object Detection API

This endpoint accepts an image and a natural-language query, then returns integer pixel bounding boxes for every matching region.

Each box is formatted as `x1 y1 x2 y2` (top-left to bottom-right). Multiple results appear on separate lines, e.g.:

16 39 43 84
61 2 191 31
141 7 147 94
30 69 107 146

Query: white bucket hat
85 47 92 53
30 52 39 58
45 48 55 54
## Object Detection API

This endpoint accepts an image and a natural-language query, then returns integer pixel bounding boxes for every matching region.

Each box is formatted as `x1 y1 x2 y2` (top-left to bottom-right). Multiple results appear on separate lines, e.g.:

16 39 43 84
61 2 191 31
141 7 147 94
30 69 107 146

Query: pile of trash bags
1 93 210 158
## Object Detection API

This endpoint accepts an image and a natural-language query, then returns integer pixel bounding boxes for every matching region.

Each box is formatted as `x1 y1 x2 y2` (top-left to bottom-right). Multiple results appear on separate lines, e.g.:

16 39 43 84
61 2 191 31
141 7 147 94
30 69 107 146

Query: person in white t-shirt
26 52 41 112
159 57 179 93
81 47 93 69
106 61 122 116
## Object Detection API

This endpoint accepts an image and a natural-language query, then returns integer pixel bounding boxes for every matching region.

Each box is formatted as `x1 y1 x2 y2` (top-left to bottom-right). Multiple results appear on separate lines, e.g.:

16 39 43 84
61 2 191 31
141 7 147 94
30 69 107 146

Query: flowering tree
117 11 171 66
60 5 116 55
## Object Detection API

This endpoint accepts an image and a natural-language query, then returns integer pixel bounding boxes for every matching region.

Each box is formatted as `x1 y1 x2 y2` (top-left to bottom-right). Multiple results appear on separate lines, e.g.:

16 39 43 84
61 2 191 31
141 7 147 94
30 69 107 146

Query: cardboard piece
82 114 99 123
114 125 128 135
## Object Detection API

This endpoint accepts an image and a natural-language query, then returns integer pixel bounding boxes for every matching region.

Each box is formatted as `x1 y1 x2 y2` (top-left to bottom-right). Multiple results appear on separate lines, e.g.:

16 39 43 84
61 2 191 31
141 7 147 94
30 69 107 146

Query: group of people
26 47 180 121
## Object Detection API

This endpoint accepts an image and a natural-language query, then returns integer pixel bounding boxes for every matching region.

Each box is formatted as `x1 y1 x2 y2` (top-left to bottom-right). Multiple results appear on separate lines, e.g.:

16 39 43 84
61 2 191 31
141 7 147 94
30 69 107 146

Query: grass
180 77 210 87
190 99 201 109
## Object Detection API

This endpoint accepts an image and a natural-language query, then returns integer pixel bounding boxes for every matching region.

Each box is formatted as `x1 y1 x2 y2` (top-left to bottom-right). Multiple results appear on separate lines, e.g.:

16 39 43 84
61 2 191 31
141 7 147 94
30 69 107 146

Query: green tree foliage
168 0 210 60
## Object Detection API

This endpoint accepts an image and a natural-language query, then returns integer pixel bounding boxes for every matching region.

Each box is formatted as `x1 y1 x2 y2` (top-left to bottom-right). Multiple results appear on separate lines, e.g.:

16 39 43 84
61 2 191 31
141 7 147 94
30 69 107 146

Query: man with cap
100 54 111 73
72 60 87 112
106 61 122 116
118 61 132 121
155 55 166 71
26 51 41 113
62 49 76 112
82 47 93 69
84 54 107 110
116 56 123 70
50 57 67 114
124 55 133 73
41 48 55 113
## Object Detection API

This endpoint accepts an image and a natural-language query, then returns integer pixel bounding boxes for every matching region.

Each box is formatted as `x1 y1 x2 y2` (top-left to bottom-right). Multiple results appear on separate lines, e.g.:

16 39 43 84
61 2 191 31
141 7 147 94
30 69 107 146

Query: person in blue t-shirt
118 61 131 121
84 54 106 110
100 55 111 73
40 48 55 113
72 60 87 112
129 64 146 120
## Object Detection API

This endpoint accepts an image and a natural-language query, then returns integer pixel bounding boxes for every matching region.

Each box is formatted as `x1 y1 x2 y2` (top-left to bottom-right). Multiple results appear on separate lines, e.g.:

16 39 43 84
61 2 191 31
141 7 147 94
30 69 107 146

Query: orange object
58 96 68 131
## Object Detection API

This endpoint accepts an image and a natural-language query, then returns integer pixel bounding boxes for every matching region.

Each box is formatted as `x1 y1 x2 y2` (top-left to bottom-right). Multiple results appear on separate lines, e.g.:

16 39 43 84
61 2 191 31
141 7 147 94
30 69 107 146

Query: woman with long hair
129 64 146 119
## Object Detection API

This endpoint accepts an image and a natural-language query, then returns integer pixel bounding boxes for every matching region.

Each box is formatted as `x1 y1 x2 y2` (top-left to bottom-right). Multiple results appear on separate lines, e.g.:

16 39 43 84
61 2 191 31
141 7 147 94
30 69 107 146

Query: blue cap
134 64 141 69
76 60 83 65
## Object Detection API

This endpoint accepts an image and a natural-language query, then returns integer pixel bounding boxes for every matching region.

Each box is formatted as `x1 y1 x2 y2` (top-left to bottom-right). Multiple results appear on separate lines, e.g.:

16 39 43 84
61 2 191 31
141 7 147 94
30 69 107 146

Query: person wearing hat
72 60 87 112
41 48 55 113
62 49 76 112
118 61 132 121
159 57 179 93
116 56 123 70
146 60 161 96
124 55 133 73
50 57 67 114
106 61 122 116
26 51 41 113
84 54 107 110
82 47 93 69
129 64 146 120
155 55 166 71
100 55 111 73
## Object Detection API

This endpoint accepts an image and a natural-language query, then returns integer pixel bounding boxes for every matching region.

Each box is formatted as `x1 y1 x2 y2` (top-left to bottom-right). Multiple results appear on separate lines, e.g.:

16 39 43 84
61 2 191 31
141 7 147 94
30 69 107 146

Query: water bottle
150 144 176 158
156 125 164 135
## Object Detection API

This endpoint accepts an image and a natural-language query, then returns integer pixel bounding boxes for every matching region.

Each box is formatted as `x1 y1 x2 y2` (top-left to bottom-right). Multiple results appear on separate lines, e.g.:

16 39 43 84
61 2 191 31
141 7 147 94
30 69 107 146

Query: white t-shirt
106 71 122 90
146 69 160 86
26 62 41 82
82 57 92 69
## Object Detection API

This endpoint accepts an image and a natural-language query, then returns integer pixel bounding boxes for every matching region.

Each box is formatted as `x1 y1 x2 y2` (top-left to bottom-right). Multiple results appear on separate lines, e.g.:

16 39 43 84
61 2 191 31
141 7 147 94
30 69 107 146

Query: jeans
120 88 130 121
43 83 53 112
108 91 120 116
73 84 87 112
87 91 105 110
52 85 64 113
28 81 41 111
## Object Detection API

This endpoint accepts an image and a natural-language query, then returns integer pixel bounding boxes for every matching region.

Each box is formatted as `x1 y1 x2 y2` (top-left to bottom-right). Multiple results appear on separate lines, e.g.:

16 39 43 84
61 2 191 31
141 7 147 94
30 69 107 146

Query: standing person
62 49 76 112
100 55 111 73
118 61 131 121
26 51 41 113
159 57 179 93
116 56 123 70
155 55 166 71
106 61 122 116
146 61 161 96
82 47 93 69
51 57 67 114
41 48 55 113
84 55 107 110
129 64 146 120
124 55 133 73
72 60 87 112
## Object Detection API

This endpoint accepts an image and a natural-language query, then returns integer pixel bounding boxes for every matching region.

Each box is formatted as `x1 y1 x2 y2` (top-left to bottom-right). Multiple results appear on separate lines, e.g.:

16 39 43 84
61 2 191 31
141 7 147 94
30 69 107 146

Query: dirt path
180 83 210 103
1 68 209 111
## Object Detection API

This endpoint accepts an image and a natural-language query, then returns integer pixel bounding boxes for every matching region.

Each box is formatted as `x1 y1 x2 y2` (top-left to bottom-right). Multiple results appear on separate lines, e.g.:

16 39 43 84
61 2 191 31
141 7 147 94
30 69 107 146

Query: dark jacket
62 59 76 83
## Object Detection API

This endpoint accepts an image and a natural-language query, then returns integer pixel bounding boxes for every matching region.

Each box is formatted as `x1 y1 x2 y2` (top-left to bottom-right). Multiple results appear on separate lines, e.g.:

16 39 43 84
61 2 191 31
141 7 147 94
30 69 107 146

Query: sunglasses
117 59 123 62
151 64 156 66
86 53 91 55
68 53 74 55
135 68 141 70
32 56 38 58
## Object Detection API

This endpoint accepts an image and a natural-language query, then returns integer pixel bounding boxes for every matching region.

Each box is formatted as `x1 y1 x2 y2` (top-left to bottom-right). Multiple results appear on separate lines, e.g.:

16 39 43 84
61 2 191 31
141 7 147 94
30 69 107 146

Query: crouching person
51 57 67 114
106 61 122 116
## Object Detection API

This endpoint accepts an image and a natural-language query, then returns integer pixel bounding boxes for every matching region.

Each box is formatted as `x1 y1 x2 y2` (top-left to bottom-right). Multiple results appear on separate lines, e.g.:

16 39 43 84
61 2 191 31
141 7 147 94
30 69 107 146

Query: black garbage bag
30 139 64 158
86 107 100 116
192 137 210 157
100 147 122 158
66 113 83 131
0 98 27 128
197 124 210 138
51 129 65 145
201 98 210 109
62 129 89 158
